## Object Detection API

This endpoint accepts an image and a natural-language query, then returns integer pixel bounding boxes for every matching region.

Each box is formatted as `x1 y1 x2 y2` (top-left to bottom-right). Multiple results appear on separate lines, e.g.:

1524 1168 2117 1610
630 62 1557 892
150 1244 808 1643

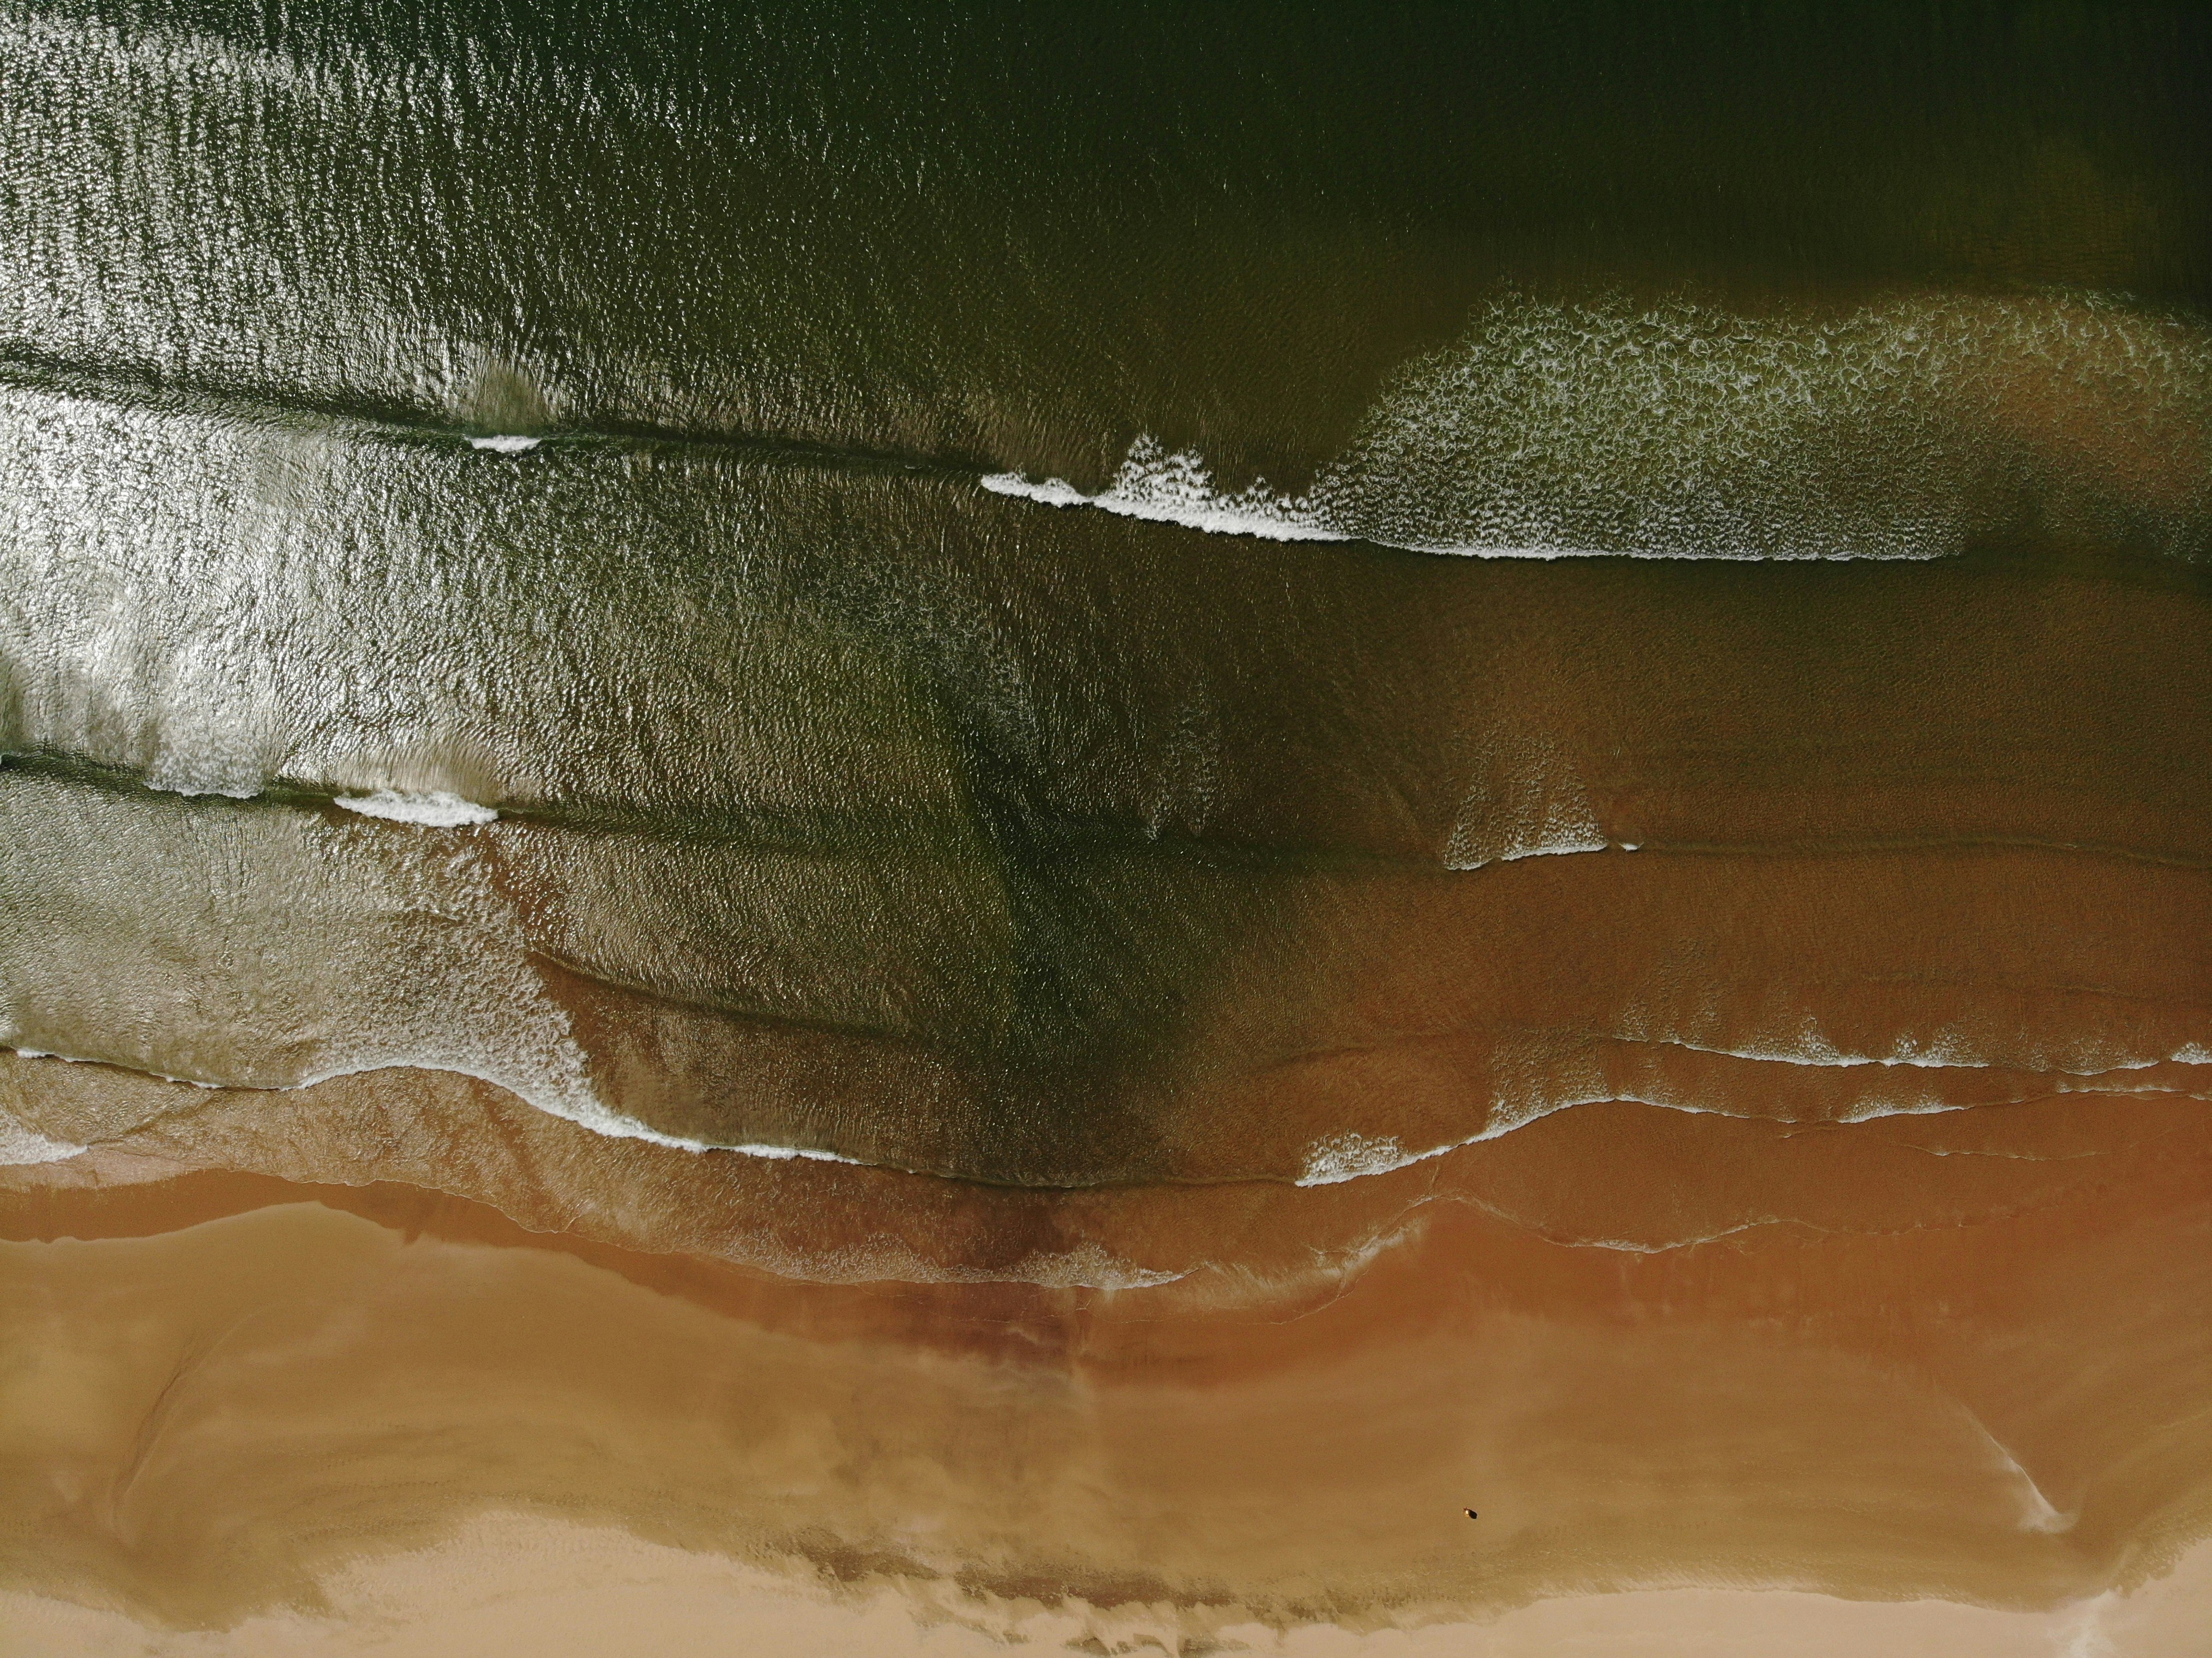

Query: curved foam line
978 459 1941 561
1642 1032 2212 1075
8 1037 2202 1186
0 1044 864 1170
1293 1050 2212 1187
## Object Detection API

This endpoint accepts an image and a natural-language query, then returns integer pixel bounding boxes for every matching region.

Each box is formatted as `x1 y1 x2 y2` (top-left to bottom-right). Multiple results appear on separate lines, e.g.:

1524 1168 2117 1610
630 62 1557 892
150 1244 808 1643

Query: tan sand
2 1100 2205 1644
5 1515 2210 1657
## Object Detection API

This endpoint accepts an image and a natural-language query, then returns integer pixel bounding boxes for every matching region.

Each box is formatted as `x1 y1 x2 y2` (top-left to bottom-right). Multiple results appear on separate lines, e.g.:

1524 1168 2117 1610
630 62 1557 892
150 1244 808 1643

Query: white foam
981 293 2210 561
984 1242 1183 1291
0 1044 1164 1283
1964 1413 2078 1535
978 447 1715 559
1647 1031 2210 1076
1289 1032 2212 1188
979 473 1090 509
0 1118 89 1166
5 1040 863 1170
4 1042 225 1088
1546 1218 1780 1255
280 1054 867 1165
982 435 1349 543
333 788 500 827
1442 730 1610 869
979 453 1630 552
468 434 541 454
1296 1131 1421 1186
720 1140 865 1167
141 774 264 801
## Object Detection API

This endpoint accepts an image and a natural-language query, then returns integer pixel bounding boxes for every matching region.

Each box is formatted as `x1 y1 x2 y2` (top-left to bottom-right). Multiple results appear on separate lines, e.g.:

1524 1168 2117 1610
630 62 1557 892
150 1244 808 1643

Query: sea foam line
981 436 1349 544
0 1043 865 1170
982 293 2212 562
0 1049 1181 1288
333 788 500 826
288 1057 871 1168
980 442 1722 560
8 1030 2202 1185
1290 1043 2212 1187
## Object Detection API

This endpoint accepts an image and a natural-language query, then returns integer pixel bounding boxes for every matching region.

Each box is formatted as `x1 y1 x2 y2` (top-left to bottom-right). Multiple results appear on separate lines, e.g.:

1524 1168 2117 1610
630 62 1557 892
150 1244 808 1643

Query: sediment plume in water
3 2 2210 1652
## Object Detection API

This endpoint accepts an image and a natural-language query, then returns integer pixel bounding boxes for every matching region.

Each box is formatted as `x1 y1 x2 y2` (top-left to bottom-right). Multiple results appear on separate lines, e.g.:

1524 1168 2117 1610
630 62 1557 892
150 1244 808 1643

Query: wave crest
985 292 2211 562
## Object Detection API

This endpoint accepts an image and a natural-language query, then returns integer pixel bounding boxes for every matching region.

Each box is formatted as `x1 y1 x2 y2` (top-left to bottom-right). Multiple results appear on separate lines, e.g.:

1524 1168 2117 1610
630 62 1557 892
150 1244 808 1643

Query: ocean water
2 0 2208 1174
2 2 2209 1643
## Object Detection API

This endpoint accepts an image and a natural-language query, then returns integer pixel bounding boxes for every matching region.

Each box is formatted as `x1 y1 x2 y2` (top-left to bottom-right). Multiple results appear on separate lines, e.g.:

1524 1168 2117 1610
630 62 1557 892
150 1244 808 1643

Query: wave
1294 1042 2212 1187
982 440 1349 543
0 1040 873 1173
13 1029 2202 1198
5 286 2202 576
985 292 2211 561
7 750 2204 1188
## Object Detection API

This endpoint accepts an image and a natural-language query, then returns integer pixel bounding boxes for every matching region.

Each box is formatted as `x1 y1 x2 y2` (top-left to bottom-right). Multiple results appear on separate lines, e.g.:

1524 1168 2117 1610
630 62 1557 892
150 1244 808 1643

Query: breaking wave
984 292 2211 561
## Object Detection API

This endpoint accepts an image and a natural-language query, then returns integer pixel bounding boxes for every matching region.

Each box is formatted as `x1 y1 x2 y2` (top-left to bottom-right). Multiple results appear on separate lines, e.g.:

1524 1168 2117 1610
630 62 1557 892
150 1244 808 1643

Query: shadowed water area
2 3 2209 1652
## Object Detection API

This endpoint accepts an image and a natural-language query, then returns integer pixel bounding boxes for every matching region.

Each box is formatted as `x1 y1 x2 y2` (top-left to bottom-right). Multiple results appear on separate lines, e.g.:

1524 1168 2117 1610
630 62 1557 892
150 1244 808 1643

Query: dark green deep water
5 2 2208 482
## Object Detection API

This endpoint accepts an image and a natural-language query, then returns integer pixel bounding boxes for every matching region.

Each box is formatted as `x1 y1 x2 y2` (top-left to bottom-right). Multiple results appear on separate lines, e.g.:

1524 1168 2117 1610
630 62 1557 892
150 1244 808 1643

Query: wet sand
3 1059 2207 1646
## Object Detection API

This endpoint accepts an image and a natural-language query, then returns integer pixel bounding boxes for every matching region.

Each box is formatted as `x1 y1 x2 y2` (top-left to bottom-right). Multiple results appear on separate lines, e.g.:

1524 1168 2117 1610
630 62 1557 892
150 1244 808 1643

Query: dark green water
5 1 2207 485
